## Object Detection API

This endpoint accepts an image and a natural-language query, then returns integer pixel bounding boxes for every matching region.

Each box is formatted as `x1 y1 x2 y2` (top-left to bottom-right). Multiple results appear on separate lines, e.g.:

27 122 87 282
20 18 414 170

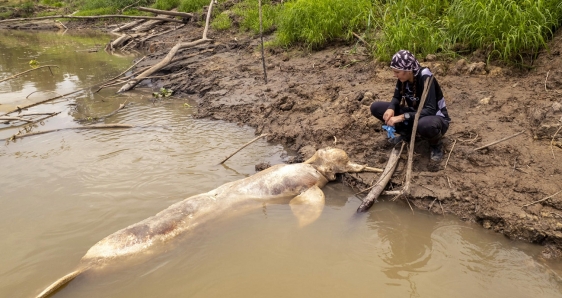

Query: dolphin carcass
36 147 372 297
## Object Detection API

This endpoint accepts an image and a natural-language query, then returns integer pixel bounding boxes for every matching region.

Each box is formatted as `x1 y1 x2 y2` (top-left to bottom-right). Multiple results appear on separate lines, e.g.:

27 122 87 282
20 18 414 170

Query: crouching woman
371 50 451 161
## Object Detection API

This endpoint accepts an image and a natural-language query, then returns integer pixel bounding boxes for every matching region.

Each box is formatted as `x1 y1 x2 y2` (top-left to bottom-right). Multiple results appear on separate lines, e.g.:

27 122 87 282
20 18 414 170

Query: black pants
370 101 449 140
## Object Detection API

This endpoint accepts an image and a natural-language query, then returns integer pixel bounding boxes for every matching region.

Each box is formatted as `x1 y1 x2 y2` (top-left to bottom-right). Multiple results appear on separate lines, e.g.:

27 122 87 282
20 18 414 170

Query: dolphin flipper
289 185 325 227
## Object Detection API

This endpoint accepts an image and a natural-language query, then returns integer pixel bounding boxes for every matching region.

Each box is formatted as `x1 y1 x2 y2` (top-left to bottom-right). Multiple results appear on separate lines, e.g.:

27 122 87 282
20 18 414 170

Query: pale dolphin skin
36 147 368 298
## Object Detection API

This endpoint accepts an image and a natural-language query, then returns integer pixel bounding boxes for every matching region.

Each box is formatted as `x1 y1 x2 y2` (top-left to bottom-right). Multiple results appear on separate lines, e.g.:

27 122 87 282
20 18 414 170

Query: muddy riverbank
3 17 562 258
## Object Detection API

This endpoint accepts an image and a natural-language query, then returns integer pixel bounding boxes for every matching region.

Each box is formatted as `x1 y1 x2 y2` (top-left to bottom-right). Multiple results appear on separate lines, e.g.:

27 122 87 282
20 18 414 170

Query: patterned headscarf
390 50 421 73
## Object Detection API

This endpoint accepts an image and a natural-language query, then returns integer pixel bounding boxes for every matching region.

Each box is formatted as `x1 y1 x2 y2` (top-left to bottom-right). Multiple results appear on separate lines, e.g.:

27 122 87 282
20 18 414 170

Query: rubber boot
429 134 444 162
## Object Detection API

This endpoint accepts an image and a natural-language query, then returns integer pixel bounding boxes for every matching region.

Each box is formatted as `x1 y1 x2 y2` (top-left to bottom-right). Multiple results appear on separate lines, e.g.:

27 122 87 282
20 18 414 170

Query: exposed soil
3 13 562 258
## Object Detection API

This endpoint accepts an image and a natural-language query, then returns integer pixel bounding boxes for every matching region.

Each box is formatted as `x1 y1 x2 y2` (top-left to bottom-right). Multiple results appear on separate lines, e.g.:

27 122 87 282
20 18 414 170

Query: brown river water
1 30 562 298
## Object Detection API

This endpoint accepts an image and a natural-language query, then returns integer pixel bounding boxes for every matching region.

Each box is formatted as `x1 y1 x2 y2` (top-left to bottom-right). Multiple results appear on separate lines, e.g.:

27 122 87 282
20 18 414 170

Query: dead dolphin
36 147 370 297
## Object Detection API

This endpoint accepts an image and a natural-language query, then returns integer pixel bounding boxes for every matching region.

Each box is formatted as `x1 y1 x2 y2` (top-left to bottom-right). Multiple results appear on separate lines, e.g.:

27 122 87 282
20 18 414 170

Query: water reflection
0 29 135 112
366 201 562 298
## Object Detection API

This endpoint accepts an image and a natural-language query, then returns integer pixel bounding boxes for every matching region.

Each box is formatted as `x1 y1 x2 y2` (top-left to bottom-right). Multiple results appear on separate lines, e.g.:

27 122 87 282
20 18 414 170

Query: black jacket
388 67 450 122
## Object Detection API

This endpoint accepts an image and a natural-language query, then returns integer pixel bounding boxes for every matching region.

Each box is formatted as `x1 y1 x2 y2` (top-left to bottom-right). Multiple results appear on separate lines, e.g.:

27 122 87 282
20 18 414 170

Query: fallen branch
0 14 185 24
357 143 405 212
4 124 134 142
521 190 562 208
0 116 34 123
118 0 216 93
473 130 525 151
219 134 269 164
139 24 186 43
0 65 59 83
403 76 434 196
2 88 83 116
137 6 193 19
112 19 145 33
95 57 147 92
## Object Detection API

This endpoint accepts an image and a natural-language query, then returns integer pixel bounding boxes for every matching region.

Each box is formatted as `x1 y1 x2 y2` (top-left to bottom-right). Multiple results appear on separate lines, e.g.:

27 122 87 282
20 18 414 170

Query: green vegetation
211 11 232 31
1 0 561 65
153 0 181 11
275 0 371 49
231 0 279 35
371 0 449 61
178 0 211 13
446 0 561 62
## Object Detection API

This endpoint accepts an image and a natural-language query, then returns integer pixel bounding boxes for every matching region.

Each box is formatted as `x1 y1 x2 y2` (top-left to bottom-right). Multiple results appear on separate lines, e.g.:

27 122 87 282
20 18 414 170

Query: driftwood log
357 143 404 212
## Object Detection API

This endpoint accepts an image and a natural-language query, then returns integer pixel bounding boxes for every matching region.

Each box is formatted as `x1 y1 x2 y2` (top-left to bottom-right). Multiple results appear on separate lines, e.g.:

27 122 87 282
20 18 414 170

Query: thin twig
0 116 34 123
429 198 437 210
219 134 270 164
521 190 562 208
0 65 59 83
444 139 457 170
405 198 414 215
352 32 369 48
3 124 134 142
551 125 562 159
119 0 141 14
258 0 267 84
26 90 63 99
439 201 444 215
474 130 525 151
545 70 550 92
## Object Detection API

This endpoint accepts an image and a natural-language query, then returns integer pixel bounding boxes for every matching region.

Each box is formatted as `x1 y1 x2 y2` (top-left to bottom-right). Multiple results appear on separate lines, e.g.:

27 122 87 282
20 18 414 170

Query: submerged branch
0 65 59 83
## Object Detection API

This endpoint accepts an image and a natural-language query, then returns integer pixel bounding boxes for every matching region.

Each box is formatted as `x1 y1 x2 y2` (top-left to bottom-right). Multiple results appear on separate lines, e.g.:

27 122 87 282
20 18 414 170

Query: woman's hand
383 109 394 122
386 115 405 126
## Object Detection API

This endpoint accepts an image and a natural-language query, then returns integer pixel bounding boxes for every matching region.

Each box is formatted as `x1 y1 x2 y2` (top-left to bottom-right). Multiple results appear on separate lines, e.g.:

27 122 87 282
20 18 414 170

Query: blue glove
382 125 395 139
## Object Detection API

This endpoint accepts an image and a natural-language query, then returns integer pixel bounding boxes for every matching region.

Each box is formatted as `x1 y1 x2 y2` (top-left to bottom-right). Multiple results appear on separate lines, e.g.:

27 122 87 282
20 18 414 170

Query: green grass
369 0 450 61
178 0 211 13
153 0 181 11
274 0 372 49
446 0 560 62
211 11 232 31
232 0 280 35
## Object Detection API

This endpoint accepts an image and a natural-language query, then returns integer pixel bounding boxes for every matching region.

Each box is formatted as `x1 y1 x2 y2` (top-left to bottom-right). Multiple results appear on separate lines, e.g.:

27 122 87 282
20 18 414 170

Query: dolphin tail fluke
36 268 86 298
